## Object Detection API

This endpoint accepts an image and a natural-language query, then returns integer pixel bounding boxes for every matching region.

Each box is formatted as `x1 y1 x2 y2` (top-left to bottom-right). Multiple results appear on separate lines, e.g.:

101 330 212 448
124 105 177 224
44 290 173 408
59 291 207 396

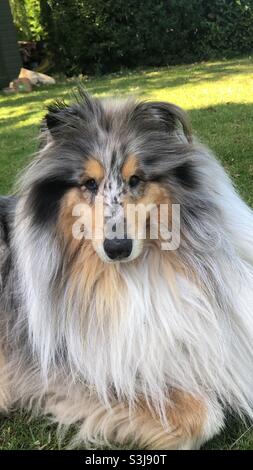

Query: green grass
0 57 253 450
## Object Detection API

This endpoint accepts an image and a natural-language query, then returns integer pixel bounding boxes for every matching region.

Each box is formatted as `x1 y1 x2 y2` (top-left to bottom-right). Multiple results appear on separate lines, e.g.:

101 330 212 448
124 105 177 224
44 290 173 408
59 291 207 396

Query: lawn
0 57 253 450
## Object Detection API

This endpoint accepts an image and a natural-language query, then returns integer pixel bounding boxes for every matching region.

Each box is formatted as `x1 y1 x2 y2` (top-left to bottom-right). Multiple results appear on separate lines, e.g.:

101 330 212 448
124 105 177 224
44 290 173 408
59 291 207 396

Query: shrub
10 0 44 41
10 0 253 75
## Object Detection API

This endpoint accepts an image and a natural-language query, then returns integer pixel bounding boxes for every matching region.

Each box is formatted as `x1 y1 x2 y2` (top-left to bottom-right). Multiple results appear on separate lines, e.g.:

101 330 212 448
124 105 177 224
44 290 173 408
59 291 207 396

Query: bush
10 0 44 41
11 0 253 75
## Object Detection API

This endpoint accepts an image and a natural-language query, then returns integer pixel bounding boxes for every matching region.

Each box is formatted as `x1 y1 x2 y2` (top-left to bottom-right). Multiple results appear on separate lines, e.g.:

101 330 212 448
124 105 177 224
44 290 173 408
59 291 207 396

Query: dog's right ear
44 100 79 136
43 91 100 140
39 91 98 148
37 101 78 149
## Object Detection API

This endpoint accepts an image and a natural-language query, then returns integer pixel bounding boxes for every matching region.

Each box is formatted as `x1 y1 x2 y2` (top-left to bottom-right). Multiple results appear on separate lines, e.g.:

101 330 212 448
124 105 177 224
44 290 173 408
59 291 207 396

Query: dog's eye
129 175 140 188
84 179 98 192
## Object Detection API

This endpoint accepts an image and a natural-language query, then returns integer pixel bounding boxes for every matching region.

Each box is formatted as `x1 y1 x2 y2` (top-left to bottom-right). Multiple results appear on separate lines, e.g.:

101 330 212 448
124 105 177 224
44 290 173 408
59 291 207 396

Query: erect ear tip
43 91 97 137
45 111 58 131
45 100 70 131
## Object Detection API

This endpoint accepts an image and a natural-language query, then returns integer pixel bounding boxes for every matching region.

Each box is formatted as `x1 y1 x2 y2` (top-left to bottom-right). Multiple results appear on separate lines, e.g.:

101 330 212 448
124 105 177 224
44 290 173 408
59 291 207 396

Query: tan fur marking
124 182 171 210
124 182 172 242
131 389 206 448
84 159 104 181
122 155 138 180
58 188 83 246
93 264 125 320
139 182 171 207
58 188 100 267
168 390 206 438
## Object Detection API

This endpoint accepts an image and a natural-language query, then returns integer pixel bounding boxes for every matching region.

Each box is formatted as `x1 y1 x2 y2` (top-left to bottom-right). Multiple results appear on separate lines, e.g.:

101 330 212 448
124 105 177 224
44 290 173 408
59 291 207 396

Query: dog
0 90 253 450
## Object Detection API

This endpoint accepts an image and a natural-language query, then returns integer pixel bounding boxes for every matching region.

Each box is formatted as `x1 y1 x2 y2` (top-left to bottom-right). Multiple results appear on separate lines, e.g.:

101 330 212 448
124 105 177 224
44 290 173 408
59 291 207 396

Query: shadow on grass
1 57 253 110
205 415 253 450
0 111 41 130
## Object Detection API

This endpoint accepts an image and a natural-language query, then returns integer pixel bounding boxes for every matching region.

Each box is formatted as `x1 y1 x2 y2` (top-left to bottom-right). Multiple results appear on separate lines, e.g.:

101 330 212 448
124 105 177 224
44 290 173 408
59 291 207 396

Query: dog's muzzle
103 236 133 260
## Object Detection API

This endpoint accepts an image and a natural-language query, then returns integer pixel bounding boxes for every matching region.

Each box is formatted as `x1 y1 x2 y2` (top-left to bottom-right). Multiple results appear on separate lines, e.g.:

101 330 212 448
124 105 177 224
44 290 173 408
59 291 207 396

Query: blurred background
5 0 253 76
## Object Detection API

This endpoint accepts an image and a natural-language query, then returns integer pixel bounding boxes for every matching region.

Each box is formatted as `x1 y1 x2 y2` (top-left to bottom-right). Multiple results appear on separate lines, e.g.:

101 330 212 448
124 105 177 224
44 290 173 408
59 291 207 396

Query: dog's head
23 91 198 265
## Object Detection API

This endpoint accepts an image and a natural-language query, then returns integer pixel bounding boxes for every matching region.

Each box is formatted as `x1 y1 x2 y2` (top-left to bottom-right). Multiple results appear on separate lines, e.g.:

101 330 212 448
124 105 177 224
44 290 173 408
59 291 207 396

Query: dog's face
26 92 196 265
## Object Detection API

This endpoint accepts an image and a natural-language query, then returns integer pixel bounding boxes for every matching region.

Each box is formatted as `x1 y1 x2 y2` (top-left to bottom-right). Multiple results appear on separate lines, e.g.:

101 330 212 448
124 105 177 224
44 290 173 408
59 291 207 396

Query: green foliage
9 0 44 41
9 0 253 74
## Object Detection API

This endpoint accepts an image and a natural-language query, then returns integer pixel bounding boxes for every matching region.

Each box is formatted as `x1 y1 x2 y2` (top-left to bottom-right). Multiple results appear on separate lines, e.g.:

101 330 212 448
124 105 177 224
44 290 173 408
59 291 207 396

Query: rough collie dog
0 90 253 450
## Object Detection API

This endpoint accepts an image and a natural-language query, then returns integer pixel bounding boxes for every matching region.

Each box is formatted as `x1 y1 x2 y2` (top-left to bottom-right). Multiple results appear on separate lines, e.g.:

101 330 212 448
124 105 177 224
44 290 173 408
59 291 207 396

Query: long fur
0 91 253 449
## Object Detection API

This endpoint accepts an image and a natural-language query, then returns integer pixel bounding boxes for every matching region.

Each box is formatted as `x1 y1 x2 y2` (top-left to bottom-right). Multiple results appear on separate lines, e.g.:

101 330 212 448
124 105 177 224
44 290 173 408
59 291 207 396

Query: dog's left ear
131 101 192 143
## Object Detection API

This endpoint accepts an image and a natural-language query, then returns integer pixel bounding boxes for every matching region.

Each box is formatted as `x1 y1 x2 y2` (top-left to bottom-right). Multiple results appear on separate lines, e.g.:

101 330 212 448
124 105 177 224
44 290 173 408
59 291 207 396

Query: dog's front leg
45 387 224 449
111 391 224 450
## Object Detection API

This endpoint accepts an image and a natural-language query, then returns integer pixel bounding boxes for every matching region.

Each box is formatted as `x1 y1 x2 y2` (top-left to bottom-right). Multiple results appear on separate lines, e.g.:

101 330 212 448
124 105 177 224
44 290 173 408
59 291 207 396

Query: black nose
103 237 133 260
